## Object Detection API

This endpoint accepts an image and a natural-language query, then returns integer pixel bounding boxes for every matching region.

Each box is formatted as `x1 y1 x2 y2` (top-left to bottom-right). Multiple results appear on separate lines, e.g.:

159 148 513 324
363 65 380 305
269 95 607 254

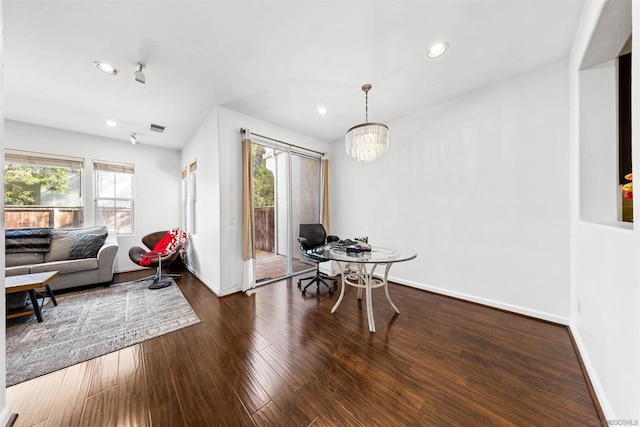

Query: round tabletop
313 245 417 264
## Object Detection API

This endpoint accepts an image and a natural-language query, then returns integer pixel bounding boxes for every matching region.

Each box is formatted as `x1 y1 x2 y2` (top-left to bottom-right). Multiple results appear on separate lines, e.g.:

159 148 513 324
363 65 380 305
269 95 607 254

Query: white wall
331 59 571 324
0 1 12 423
181 106 330 295
180 107 222 293
4 120 182 272
569 0 639 419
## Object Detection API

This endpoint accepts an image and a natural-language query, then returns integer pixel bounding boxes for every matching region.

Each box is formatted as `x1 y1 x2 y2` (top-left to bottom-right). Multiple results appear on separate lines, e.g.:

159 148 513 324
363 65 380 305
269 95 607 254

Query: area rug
5 278 200 386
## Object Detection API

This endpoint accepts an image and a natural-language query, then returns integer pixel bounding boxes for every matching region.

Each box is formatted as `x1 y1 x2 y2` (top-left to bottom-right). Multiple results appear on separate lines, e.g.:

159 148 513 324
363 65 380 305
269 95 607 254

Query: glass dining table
312 244 417 333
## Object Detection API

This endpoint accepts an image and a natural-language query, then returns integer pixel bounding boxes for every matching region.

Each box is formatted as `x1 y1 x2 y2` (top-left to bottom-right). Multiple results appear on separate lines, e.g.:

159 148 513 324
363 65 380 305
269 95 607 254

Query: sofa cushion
5 266 32 276
30 258 99 275
69 233 107 259
5 252 44 267
45 226 108 262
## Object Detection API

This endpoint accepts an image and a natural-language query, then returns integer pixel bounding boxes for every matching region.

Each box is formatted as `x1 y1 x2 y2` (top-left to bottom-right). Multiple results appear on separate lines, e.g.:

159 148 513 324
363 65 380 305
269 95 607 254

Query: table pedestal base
331 261 399 333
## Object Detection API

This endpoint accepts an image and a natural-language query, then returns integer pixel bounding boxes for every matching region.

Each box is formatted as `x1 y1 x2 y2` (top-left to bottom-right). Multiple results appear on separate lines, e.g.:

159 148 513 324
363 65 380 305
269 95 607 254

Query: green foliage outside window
252 144 275 207
5 164 72 205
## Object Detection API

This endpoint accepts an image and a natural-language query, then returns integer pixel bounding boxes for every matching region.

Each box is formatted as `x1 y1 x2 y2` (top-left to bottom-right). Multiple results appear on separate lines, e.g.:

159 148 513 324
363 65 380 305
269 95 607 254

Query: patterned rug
5 278 200 387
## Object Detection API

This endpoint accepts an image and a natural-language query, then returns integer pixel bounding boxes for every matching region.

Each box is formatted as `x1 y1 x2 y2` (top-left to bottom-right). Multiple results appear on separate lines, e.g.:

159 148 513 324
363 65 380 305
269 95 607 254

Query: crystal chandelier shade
345 122 389 163
345 84 389 164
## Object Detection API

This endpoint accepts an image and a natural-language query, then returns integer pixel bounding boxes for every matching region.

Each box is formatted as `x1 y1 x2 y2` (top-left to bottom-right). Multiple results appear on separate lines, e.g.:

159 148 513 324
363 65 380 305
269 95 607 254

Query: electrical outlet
577 301 582 315
229 216 235 226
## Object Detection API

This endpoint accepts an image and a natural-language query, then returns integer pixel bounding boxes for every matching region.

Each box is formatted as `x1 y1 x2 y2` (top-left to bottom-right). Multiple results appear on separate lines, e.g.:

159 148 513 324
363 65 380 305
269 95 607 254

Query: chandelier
345 84 389 163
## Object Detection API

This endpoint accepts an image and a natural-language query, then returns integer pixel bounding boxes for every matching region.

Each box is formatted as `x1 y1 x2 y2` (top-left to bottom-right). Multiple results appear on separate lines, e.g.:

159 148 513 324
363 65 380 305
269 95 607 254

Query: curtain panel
241 130 256 290
321 159 330 234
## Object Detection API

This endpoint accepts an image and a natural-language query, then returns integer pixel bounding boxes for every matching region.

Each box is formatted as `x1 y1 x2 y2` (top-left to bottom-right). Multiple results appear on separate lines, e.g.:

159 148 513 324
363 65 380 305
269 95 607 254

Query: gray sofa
5 226 119 291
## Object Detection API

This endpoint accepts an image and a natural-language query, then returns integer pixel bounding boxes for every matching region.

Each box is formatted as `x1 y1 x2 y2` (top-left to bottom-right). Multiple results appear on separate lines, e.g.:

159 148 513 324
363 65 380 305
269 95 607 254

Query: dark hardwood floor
6 269 605 426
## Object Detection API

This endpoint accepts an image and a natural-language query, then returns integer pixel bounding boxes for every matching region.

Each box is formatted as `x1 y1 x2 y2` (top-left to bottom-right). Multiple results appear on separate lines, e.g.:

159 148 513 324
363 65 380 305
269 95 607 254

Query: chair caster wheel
301 290 306 296
297 282 301 289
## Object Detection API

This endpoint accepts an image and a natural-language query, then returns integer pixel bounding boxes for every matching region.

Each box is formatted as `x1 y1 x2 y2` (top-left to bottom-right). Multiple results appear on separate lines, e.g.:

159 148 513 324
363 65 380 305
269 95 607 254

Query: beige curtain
321 159 330 233
242 130 256 290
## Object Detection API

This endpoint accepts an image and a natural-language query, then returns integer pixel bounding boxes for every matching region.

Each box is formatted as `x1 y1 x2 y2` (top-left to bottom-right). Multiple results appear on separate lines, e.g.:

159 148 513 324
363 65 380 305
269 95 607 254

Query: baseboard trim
180 267 569 323
184 266 221 297
218 287 241 297
387 275 571 325
568 322 613 420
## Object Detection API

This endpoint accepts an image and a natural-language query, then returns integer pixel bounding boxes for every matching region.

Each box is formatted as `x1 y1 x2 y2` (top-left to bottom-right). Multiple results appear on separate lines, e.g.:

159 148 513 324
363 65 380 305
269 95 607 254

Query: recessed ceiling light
427 42 449 58
104 120 118 128
316 107 328 116
93 61 119 75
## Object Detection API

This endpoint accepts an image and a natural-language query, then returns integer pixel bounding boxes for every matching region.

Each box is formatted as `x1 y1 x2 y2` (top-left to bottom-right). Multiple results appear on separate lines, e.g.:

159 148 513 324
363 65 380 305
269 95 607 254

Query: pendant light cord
361 83 372 123
365 90 369 123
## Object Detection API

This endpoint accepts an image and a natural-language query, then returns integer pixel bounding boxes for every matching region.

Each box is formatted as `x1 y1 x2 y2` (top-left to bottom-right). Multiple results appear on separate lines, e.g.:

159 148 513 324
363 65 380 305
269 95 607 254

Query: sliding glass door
290 152 321 275
252 140 321 283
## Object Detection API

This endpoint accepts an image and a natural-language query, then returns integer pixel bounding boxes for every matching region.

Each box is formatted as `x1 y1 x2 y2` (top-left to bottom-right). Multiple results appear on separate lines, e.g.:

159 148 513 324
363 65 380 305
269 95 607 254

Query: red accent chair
128 231 184 289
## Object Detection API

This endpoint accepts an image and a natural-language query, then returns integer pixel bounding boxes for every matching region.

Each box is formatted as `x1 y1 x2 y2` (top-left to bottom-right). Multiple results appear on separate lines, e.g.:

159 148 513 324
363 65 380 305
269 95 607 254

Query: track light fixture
135 62 146 84
130 133 139 144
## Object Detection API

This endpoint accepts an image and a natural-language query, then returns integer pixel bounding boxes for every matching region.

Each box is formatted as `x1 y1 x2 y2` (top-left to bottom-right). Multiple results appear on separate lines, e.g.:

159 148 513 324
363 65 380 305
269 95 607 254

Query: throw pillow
68 233 107 260
45 230 76 262
45 226 109 262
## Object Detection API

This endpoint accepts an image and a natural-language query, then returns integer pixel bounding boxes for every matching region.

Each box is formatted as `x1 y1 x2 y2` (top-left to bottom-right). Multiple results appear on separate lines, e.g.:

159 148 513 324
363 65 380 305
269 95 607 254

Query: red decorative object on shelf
622 173 633 199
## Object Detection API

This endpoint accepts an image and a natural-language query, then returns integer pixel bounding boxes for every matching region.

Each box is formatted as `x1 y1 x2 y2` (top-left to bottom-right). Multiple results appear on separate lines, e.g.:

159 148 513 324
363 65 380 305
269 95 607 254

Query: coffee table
5 271 59 322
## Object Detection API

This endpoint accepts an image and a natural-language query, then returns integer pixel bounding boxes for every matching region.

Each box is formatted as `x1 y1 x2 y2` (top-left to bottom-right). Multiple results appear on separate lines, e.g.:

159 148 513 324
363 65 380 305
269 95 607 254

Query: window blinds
5 149 84 169
93 161 134 174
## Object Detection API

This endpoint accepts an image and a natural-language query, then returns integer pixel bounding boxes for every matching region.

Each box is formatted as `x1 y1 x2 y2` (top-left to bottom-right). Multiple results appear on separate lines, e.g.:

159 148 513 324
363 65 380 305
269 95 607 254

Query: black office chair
297 224 339 296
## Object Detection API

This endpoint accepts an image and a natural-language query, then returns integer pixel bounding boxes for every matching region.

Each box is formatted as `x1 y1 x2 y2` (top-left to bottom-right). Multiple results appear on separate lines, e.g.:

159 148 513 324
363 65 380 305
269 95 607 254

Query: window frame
187 160 197 235
181 167 188 231
93 160 135 236
4 149 85 229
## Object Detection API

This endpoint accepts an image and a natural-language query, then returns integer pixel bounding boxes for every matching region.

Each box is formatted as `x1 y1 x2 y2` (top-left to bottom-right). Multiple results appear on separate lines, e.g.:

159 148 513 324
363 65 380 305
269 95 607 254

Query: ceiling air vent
149 123 165 133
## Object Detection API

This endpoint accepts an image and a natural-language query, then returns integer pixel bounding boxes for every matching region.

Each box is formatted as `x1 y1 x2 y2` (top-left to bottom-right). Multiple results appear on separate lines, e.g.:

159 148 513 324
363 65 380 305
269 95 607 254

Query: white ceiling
4 0 585 150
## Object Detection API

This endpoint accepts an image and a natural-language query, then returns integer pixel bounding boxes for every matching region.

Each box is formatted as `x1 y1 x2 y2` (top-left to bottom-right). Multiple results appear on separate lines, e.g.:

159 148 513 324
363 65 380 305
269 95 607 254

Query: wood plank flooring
6 269 605 426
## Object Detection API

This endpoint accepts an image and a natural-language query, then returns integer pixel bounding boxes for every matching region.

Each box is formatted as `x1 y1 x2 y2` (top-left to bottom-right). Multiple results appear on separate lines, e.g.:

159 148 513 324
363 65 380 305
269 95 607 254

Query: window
187 160 197 234
94 161 134 235
181 167 187 231
4 149 84 229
